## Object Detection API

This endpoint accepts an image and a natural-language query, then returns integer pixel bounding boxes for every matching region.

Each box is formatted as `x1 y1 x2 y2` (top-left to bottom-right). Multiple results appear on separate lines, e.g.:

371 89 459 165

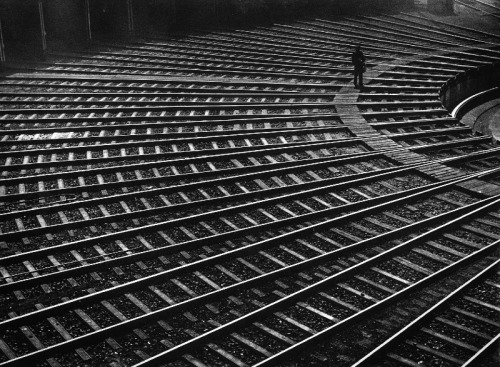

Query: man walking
351 45 365 89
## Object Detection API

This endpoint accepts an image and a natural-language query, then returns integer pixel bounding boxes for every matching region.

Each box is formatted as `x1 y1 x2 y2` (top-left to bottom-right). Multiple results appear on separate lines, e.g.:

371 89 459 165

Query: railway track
0 8 499 367
353 257 500 367
456 0 500 20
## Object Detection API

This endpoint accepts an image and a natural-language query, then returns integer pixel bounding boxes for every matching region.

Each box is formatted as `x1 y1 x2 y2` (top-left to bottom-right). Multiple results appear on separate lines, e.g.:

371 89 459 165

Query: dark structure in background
0 18 5 72
0 0 450 68
0 0 46 60
428 0 455 13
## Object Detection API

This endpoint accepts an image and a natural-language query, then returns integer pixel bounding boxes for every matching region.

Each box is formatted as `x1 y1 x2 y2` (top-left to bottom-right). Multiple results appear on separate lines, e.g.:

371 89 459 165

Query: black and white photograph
0 0 499 366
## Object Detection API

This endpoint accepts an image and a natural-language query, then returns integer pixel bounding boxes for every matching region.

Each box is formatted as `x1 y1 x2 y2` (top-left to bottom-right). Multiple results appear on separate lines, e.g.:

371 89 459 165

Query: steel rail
369 14 500 46
258 17 476 54
1 174 494 300
49 49 349 73
368 117 456 129
0 105 451 145
0 124 353 146
13 60 344 82
0 165 486 295
408 135 494 153
44 54 350 81
200 26 457 64
1 72 338 88
456 0 500 19
94 42 463 74
0 120 346 136
0 137 367 174
1 73 442 93
286 18 469 50
93 43 407 72
1 166 496 288
462 333 500 367
144 31 395 63
217 27 492 67
0 80 322 93
436 146 500 165
0 164 452 293
352 257 500 366
93 41 341 68
45 51 474 78
0 125 467 156
263 21 499 63
0 100 442 116
0 157 457 256
3 144 498 228
127 35 368 64
303 17 476 50
470 0 500 12
369 77 444 85
0 107 449 132
0 150 396 211
253 240 500 367
4 188 478 295
0 71 341 90
384 126 472 140
0 159 409 239
17 62 450 86
332 16 500 55
131 199 500 367
0 91 340 99
0 120 464 148
3 141 498 201
1 134 489 177
0 114 448 135
0 130 368 155
398 12 500 41
0 101 343 115
0 96 442 108
0 111 344 128
0 170 433 287
0 126 472 164
0 83 438 95
30 23 480 77
0 91 437 99
1 187 498 367
50 49 457 81
0 98 439 114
